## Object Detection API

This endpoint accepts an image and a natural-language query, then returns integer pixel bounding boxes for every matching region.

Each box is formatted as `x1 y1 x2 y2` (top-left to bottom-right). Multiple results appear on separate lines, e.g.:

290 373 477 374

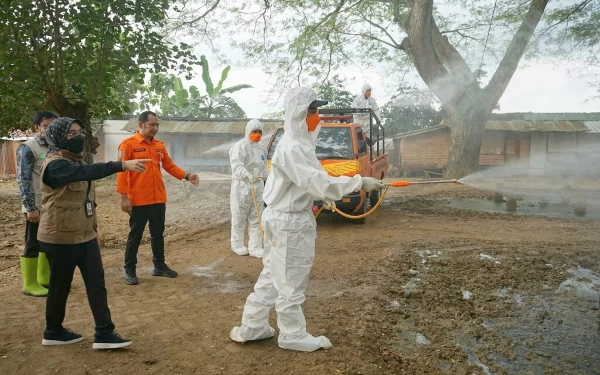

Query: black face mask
66 135 85 154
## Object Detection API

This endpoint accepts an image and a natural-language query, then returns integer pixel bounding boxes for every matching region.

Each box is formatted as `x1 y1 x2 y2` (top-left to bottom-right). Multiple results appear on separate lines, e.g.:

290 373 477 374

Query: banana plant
135 56 252 118
198 55 252 118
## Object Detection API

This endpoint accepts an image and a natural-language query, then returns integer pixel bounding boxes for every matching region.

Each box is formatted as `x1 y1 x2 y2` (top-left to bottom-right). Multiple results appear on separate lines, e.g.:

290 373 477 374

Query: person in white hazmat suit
229 87 384 352
229 119 268 258
351 83 382 138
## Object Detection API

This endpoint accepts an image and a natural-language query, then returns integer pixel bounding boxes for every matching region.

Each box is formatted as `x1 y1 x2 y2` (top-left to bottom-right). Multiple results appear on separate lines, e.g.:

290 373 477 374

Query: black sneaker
152 265 178 278
93 332 132 350
125 272 138 285
42 327 83 346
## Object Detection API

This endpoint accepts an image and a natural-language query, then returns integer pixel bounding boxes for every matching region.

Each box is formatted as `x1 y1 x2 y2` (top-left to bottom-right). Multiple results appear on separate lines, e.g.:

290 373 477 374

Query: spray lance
316 178 460 219
386 179 459 187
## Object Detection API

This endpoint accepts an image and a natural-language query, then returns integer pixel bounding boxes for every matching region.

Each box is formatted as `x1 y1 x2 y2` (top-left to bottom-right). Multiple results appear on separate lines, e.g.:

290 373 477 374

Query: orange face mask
306 113 321 132
249 133 262 143
364 90 372 98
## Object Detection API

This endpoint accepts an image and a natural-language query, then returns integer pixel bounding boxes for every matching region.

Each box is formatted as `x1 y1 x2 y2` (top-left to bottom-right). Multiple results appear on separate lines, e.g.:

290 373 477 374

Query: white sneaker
232 246 249 256
248 248 264 258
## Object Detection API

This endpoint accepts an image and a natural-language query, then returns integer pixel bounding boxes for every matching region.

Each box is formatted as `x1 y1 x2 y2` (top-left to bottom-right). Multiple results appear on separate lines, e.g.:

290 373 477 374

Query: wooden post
494 183 504 203
562 185 571 205
574 201 587 217
506 192 517 212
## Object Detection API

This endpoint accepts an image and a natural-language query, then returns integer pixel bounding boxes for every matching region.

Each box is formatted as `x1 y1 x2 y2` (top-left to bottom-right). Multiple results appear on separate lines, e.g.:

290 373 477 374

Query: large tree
0 0 200 149
179 0 595 177
314 74 355 108
381 84 441 136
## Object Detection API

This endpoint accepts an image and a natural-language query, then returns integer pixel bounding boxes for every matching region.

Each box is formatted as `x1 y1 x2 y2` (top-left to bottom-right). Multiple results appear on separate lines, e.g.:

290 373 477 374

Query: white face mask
309 125 321 144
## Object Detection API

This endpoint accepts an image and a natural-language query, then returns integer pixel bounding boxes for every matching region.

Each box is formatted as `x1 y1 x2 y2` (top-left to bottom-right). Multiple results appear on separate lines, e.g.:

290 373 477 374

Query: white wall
102 119 132 162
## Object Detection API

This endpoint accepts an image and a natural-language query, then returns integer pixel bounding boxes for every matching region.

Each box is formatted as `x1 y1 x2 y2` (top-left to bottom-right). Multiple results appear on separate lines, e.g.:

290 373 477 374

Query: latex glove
322 201 336 211
361 177 384 192
243 171 254 181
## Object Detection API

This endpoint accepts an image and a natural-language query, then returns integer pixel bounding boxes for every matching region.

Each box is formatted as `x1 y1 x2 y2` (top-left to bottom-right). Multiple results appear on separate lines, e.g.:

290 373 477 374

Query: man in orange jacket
117 111 199 285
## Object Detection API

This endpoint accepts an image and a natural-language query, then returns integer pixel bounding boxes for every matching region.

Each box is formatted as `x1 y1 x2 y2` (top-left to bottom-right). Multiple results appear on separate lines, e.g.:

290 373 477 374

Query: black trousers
124 203 166 272
22 215 41 258
41 239 115 337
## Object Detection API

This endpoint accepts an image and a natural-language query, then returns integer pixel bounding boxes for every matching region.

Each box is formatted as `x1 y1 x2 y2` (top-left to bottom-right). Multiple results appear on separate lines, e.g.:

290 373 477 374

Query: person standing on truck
229 87 384 352
117 111 199 286
351 83 382 138
229 119 268 258
16 111 56 297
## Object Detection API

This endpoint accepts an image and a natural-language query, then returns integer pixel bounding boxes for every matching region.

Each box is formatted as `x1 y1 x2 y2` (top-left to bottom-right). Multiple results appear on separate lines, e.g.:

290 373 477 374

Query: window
267 126 354 160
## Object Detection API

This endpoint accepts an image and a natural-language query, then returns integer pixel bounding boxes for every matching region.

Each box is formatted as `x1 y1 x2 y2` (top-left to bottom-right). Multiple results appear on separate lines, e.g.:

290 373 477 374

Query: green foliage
314 75 355 108
0 0 199 135
381 85 442 137
136 56 252 118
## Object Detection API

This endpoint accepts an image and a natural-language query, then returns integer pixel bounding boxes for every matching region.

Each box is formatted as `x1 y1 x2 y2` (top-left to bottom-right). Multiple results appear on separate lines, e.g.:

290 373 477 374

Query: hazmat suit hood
361 83 372 96
284 87 316 140
245 119 263 139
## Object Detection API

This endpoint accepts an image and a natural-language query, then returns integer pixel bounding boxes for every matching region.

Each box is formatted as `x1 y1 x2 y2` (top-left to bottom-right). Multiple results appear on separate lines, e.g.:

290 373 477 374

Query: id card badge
85 199 94 217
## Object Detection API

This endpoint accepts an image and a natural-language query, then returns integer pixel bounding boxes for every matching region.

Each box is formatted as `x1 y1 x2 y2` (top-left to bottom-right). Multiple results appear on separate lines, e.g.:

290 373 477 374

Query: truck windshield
267 127 354 160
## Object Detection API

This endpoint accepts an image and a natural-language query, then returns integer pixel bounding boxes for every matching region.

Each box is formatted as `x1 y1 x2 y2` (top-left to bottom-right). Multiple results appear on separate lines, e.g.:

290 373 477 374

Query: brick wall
400 128 535 170
519 133 531 164
479 154 505 165
480 130 506 166
401 128 450 169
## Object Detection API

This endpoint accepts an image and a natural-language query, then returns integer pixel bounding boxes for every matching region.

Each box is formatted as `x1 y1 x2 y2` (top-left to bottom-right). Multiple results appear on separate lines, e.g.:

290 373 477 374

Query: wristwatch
183 173 190 181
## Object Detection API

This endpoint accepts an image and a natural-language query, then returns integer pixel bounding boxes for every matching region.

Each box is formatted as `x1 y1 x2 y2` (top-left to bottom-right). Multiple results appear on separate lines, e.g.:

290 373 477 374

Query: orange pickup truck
266 108 389 223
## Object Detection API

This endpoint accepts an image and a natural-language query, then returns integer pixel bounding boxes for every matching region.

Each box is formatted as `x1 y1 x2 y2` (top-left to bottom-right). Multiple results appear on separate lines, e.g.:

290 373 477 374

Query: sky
182 53 600 118
174 2 600 119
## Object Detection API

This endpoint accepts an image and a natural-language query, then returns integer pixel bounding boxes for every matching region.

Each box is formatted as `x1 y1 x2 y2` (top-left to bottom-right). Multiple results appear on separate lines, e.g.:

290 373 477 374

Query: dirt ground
0 176 599 375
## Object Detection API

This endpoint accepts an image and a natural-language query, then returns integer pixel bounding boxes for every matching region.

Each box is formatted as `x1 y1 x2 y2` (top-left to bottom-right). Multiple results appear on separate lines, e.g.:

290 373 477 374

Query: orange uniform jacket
117 132 187 206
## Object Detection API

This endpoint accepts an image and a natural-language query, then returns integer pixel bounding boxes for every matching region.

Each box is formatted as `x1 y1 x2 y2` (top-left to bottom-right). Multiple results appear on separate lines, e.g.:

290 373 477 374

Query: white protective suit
229 119 268 258
230 87 365 352
351 83 382 137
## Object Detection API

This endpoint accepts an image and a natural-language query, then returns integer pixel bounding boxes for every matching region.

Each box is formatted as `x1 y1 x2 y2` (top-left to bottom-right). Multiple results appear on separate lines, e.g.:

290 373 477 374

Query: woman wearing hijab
38 117 149 350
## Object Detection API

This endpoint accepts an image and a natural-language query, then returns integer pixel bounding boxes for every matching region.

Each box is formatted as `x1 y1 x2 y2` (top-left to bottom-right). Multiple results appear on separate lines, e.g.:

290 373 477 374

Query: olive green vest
37 153 97 244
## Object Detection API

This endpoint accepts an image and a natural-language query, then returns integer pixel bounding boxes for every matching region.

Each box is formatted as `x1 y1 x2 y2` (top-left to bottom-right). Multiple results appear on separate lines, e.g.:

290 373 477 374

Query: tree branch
360 15 402 48
178 0 221 27
402 0 455 103
440 23 489 35
483 0 550 111
342 31 402 50
536 0 592 37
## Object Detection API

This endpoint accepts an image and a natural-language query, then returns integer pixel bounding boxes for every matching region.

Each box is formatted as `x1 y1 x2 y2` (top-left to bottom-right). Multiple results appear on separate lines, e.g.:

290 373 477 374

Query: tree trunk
49 94 94 162
443 87 488 179
399 0 549 179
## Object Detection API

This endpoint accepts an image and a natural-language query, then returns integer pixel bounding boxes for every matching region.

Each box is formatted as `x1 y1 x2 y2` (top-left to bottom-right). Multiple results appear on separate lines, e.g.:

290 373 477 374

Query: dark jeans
124 203 166 273
41 239 115 337
22 214 41 258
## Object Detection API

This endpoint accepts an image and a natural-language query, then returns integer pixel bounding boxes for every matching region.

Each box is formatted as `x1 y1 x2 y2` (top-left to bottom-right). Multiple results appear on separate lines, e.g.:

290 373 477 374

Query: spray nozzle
389 180 411 187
